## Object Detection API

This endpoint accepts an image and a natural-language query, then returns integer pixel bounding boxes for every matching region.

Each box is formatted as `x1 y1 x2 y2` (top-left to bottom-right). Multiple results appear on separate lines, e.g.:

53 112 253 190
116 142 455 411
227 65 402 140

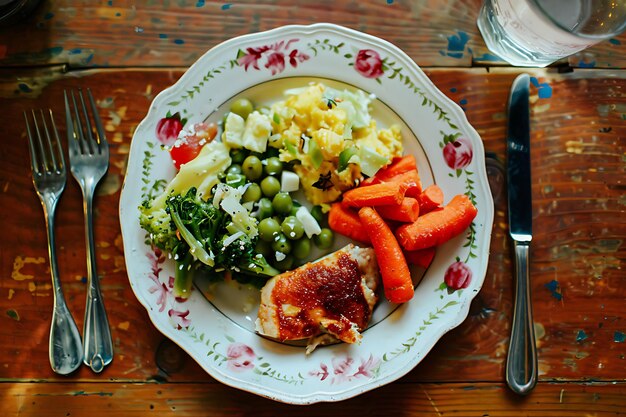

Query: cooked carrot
395 194 478 251
358 207 414 304
417 184 444 214
386 169 422 197
328 203 371 244
342 182 407 208
404 247 436 269
376 197 420 223
375 154 417 181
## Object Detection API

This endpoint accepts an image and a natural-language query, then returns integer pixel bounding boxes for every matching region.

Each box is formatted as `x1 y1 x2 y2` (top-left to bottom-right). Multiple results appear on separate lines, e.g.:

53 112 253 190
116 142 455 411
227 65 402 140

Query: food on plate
395 194 478 251
358 207 413 304
328 156 478 303
264 83 404 204
139 79 478 348
256 244 379 351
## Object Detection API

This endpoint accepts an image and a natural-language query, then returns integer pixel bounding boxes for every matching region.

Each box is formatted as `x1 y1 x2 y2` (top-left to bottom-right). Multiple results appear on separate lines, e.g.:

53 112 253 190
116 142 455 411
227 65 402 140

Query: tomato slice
169 122 218 170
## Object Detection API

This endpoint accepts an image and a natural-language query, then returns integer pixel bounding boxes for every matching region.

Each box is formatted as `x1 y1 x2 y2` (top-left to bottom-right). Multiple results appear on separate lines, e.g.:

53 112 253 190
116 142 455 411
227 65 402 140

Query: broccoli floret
139 202 179 253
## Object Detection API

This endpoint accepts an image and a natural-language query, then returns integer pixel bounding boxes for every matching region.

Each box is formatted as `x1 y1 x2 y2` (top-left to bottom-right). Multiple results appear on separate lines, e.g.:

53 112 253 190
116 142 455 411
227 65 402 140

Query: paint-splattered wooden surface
0 0 625 69
0 0 625 415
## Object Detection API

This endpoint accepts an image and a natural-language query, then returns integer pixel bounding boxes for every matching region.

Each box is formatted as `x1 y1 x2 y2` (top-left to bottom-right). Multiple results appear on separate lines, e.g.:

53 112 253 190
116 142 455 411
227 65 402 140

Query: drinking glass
477 0 626 67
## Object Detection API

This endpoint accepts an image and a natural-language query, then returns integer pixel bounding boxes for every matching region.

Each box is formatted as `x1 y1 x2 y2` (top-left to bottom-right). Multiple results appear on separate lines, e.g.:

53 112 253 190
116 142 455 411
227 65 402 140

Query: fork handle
41 195 83 375
81 183 113 372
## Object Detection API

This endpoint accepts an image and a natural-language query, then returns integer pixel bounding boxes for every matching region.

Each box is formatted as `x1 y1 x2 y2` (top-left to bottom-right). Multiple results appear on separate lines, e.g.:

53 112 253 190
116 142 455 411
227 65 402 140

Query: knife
505 73 537 395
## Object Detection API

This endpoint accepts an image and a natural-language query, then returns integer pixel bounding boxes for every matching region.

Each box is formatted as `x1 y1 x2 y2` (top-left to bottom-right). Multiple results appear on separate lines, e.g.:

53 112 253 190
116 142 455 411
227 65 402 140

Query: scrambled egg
270 83 403 205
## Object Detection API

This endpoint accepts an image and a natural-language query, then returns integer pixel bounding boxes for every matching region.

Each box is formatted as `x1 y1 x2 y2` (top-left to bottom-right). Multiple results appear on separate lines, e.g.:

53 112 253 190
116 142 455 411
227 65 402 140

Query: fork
24 109 83 375
65 89 113 373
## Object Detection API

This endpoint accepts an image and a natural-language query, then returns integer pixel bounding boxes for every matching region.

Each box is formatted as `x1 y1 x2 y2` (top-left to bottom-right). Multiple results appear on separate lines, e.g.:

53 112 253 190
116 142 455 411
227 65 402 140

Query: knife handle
506 241 538 395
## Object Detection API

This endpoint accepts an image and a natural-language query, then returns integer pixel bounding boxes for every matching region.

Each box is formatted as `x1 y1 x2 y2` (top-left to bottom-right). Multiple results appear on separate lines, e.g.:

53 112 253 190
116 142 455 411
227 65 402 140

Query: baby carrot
358 207 414 304
342 181 407 208
404 247 436 269
328 203 371 244
395 194 478 251
417 184 444 214
376 197 420 223
386 169 422 197
375 154 417 181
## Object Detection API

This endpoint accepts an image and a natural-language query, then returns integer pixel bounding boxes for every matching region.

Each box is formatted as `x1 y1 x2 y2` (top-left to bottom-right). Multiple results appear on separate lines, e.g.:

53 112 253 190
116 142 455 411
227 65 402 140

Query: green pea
264 157 283 176
289 200 302 216
274 254 294 272
292 238 311 260
231 98 254 120
230 149 248 164
271 233 292 254
281 216 304 240
225 173 246 188
310 205 326 227
242 183 262 203
313 228 335 250
259 218 281 243
242 155 263 181
256 198 274 220
272 192 293 216
226 164 243 175
260 176 281 199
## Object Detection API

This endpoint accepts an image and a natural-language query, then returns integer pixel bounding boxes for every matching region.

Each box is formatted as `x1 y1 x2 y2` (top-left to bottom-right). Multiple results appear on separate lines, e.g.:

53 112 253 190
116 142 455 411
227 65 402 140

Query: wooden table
1 1 624 415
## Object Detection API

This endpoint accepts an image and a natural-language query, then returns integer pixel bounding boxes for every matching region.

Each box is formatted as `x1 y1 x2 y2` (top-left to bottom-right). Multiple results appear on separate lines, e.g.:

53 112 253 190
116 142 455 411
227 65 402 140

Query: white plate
120 23 494 404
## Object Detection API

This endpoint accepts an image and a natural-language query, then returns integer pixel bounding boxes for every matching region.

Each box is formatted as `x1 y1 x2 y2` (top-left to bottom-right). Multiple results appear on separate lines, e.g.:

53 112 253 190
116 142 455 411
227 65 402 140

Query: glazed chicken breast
256 244 379 350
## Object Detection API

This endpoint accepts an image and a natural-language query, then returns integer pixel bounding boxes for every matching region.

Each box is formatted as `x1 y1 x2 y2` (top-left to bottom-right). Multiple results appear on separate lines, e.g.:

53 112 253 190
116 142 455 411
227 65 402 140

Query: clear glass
477 0 626 67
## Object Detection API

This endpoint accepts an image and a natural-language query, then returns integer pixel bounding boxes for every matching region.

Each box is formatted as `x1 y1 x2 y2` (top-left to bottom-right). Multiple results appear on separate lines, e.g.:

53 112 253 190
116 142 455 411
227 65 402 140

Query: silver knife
505 73 537 395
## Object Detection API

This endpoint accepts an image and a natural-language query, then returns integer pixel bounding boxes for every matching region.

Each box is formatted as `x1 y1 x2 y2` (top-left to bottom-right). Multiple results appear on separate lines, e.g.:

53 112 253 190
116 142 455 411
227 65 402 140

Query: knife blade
505 73 537 395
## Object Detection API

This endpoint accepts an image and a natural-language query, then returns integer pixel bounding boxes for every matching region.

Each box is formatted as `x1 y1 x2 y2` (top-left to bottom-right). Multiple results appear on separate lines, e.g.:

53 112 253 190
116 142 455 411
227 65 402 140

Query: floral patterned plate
119 23 494 404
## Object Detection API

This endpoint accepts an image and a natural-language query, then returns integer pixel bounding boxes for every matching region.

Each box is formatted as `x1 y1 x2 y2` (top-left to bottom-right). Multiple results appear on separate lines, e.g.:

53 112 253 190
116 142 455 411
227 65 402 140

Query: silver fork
24 109 83 375
65 89 113 373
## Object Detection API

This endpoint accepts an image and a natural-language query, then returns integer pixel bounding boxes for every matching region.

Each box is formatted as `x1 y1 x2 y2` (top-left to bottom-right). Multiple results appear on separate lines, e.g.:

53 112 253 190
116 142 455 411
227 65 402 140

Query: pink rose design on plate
354 49 384 79
237 39 310 76
443 136 473 169
156 113 184 146
226 343 255 372
444 261 472 291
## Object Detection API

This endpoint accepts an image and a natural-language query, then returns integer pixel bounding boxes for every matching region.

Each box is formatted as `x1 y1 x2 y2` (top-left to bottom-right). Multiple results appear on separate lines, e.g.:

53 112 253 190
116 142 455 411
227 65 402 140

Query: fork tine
40 109 61 172
31 109 51 172
86 88 108 155
64 90 78 156
46 109 66 172
70 90 87 155
24 111 41 175
77 89 96 154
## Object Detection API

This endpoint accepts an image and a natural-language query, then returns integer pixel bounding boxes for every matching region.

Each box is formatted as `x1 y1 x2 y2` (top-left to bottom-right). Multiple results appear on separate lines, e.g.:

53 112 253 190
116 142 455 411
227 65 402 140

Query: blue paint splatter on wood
196 0 205 6
576 330 588 342
44 12 54 20
81 276 87 284
18 83 32 93
459 98 468 105
439 31 470 59
450 87 457 93
174 39 185 45
387 0 394 4
115 12 121 17
222 3 232 10
472 52 503 62
107 0 113 5
159 33 168 39
69 48 82 55
545 279 562 300
530 77 553 99
578 60 596 68
615 331 625 343
609 38 621 45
